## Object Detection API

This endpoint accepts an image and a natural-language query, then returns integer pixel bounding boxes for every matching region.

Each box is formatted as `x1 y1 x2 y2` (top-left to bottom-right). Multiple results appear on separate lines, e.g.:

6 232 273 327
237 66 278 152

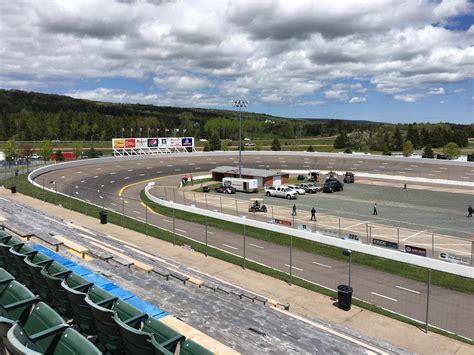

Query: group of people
291 204 317 221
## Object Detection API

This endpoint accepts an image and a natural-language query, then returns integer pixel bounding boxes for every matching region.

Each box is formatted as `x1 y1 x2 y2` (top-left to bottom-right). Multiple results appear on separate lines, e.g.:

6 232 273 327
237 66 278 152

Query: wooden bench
54 235 89 259
187 276 204 288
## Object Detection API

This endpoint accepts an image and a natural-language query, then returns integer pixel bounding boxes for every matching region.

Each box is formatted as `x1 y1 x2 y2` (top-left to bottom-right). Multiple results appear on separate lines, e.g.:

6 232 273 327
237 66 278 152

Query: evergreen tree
307 145 314 152
55 150 64 161
271 138 281 151
39 140 53 162
203 142 210 152
422 145 434 159
3 139 18 162
333 131 349 148
392 127 403 151
402 140 414 157
209 133 221 151
406 124 420 149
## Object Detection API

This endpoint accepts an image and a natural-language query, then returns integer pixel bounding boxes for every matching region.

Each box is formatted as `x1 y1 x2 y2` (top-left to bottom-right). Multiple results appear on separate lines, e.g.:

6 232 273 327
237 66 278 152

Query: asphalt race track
32 152 474 340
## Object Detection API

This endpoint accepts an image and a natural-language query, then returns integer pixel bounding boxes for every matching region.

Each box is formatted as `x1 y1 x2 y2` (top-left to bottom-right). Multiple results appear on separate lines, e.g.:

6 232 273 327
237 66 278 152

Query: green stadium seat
0 231 9 239
41 269 88 319
0 280 40 351
48 327 102 355
5 302 68 354
0 267 15 294
85 286 123 353
0 237 23 270
181 340 214 355
19 252 53 291
61 279 96 335
142 317 185 353
24 257 54 302
7 244 37 280
150 336 174 355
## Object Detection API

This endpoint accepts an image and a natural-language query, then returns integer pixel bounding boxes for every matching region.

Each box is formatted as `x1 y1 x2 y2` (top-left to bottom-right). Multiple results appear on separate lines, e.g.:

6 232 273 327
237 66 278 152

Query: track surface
34 152 474 340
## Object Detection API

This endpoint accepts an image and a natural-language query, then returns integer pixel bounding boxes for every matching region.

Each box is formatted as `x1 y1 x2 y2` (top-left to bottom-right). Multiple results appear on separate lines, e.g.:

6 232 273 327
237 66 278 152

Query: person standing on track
372 203 378 216
310 207 316 221
292 204 297 217
468 205 473 218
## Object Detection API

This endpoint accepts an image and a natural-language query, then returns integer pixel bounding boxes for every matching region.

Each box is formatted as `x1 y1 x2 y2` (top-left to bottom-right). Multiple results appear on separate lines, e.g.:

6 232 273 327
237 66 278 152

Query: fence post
338 218 341 238
194 192 197 207
471 240 474 267
431 234 434 257
369 225 372 244
122 198 125 228
366 223 369 243
205 215 208 257
145 203 148 237
172 206 176 245
42 177 46 202
289 234 293 285
235 200 238 216
183 191 186 205
425 268 432 333
271 206 274 221
243 222 246 269
85 200 88 216
205 194 208 210
165 188 168 201
69 189 72 211
397 228 400 246
220 197 223 213
173 188 176 202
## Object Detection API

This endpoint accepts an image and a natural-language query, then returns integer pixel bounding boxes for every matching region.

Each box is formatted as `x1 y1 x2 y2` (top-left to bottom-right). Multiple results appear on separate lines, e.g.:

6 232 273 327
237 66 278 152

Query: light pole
343 249 352 287
232 99 249 178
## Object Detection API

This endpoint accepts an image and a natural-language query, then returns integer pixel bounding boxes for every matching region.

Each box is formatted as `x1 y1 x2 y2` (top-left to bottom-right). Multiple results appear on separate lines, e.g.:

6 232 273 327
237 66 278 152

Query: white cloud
393 94 424 103
0 0 472 107
349 96 367 103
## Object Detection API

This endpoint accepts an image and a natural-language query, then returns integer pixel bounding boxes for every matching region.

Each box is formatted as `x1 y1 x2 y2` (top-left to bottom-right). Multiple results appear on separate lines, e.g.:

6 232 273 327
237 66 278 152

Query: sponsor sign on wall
274 218 292 227
112 137 194 149
438 252 470 265
373 238 398 249
405 245 427 257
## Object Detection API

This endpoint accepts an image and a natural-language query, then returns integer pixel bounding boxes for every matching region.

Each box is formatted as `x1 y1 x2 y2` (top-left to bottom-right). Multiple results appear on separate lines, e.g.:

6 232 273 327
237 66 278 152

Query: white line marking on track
223 244 238 250
133 211 141 214
80 180 85 183
110 203 117 206
139 174 145 177
207 231 214 235
344 222 366 230
371 292 397 302
176 228 187 234
402 229 429 241
110 181 115 183
162 219 173 223
124 177 130 180
312 261 332 269
249 243 264 249
395 286 421 295
110 172 116 175
285 264 303 271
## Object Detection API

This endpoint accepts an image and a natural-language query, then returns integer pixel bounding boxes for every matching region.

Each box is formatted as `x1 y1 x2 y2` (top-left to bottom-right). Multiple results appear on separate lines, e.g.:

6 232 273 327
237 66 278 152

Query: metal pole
235 200 238 216
194 192 197 207
205 215 208 257
85 199 88 216
471 241 474 267
183 191 186 205
243 223 246 269
172 206 176 245
431 234 434 257
397 228 400 246
425 269 432 333
271 206 274 221
338 218 341 238
69 189 72 211
173 188 176 202
289 234 293 285
205 194 208 210
369 225 372 244
239 105 242 178
348 253 352 287
43 178 46 202
165 188 168 201
145 203 148 237
122 198 125 228
366 223 369 243
220 197 223 213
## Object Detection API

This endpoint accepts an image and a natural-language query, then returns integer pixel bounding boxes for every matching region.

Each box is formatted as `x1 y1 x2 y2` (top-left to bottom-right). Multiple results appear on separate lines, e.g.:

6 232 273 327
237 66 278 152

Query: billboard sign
113 139 125 149
125 139 136 149
135 138 148 149
405 245 427 257
113 137 194 149
274 218 292 227
148 138 159 148
373 238 398 249
181 137 194 147
438 252 470 265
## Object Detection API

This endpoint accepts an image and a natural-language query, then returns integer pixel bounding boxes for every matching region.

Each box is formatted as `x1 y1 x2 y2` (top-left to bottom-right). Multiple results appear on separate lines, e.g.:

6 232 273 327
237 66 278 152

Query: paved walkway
1 187 473 355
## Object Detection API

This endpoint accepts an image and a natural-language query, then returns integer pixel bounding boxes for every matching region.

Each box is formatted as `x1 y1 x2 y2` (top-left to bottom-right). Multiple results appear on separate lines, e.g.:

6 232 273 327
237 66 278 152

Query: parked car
265 186 298 199
285 185 306 195
323 178 344 193
343 172 355 183
244 142 256 147
298 183 321 193
30 153 40 159
214 185 236 194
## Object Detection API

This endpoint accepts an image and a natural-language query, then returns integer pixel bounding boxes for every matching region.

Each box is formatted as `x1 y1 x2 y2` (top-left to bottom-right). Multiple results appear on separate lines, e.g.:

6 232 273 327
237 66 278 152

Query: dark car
323 179 344 193
343 172 355 183
214 185 236 194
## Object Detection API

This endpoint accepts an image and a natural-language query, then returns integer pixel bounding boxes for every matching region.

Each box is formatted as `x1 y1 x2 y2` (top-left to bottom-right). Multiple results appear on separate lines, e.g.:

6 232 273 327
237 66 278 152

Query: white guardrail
145 185 473 279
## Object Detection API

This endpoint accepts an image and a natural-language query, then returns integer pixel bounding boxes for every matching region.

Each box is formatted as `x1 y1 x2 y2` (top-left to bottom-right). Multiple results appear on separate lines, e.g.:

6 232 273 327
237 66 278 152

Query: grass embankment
1 175 472 344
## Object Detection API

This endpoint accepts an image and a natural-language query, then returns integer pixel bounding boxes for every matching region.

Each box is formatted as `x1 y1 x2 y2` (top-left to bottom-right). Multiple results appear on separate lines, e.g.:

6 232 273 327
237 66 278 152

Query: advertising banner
438 252 470 265
373 238 398 249
113 139 125 149
135 138 148 149
181 137 194 147
147 138 159 148
274 218 292 227
160 138 168 147
169 138 180 147
405 245 427 257
125 139 136 149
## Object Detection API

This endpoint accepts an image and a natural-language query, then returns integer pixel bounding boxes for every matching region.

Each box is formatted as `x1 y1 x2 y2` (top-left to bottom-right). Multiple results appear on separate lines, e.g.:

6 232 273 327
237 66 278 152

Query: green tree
406 124 420 149
203 142 210 152
209 133 221 151
221 140 229 151
271 138 281 151
39 140 53 162
334 131 349 148
307 145 314 152
88 147 98 158
422 144 434 159
55 149 64 161
72 143 81 160
3 138 18 162
392 127 403 151
402 140 414 157
443 142 460 160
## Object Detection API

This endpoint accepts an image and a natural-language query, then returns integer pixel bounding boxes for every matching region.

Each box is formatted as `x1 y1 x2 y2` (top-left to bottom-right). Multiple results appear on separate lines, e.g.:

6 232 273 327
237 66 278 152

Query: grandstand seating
0 229 214 354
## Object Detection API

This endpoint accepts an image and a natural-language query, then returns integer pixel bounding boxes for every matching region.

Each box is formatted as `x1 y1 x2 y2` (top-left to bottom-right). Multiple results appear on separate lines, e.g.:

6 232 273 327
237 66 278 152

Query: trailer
222 177 258 193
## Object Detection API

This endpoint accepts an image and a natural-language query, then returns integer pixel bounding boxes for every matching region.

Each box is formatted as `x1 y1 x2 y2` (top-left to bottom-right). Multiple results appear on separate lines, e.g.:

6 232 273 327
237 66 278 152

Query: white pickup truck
265 186 298 199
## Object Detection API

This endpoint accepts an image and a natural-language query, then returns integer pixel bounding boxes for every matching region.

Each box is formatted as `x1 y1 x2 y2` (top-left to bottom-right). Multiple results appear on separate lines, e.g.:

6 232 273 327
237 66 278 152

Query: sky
0 0 473 124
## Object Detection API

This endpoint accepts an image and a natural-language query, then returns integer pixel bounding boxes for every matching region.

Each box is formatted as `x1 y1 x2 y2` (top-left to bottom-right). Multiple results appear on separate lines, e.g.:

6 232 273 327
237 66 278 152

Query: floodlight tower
232 99 249 178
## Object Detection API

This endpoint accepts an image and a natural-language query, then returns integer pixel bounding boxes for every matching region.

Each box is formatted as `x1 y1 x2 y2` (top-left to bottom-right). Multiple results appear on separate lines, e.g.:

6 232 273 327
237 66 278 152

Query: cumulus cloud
0 0 472 108
349 97 367 104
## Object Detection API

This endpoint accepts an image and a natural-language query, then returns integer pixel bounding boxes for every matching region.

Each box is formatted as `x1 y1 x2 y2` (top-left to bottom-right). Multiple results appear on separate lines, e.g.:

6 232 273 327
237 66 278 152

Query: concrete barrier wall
145 186 473 279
